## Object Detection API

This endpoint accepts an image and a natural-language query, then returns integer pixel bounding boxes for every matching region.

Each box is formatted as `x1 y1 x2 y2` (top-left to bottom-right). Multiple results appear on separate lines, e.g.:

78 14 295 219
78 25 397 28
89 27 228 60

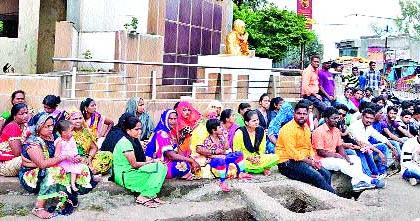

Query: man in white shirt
401 134 420 186
349 108 398 176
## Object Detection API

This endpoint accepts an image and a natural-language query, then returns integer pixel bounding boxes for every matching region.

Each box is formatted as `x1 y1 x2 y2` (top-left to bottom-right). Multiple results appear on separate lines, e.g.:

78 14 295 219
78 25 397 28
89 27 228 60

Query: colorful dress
175 101 201 157
222 123 239 150
86 112 104 139
73 127 112 174
146 109 191 179
233 127 278 174
19 137 93 199
113 137 167 197
0 122 29 176
196 135 245 181
55 137 83 174
266 102 293 154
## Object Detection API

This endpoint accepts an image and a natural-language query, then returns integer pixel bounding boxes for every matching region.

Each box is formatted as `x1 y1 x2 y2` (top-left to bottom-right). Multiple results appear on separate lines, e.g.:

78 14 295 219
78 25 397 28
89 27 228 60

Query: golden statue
226 19 250 56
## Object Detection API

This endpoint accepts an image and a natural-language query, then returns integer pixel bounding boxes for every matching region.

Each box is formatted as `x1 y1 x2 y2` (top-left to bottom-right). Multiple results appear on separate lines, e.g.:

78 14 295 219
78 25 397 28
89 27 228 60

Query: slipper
238 173 253 180
152 197 166 205
136 198 158 208
32 207 55 219
191 174 201 180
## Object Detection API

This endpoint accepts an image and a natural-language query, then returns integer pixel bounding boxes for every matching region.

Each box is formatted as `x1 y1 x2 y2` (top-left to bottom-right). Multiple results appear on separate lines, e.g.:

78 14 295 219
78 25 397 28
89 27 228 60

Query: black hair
55 120 72 134
414 106 420 115
344 87 354 93
323 107 339 119
359 102 374 113
294 99 310 111
353 88 364 93
371 104 383 114
220 109 233 124
122 115 141 131
43 95 61 108
243 110 258 122
238 103 251 114
401 110 412 117
372 96 385 105
362 108 375 116
352 66 358 71
387 106 398 113
401 100 413 110
365 87 373 93
80 98 94 119
116 113 135 128
11 90 25 102
369 61 376 66
174 101 180 109
269 97 284 111
310 55 320 61
2 103 27 133
335 104 349 113
259 93 269 103
206 119 221 134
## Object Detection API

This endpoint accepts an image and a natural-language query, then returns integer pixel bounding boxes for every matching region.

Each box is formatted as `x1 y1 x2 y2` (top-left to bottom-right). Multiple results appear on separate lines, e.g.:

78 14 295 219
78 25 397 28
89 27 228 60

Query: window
0 0 19 38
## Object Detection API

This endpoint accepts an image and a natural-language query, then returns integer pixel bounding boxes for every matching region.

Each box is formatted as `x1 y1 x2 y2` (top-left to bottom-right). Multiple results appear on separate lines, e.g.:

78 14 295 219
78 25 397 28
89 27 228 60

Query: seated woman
19 113 93 219
146 109 200 180
175 101 201 157
101 113 133 153
0 90 29 131
113 115 167 208
0 103 30 176
233 110 278 175
196 119 252 192
67 108 113 175
235 103 251 127
220 109 239 149
266 102 294 154
208 100 223 117
125 97 155 143
80 98 114 140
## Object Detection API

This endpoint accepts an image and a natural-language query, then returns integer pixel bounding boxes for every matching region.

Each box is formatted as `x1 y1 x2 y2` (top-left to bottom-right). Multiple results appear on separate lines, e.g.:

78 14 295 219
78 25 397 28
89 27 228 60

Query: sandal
219 182 231 192
238 172 253 180
152 197 166 205
136 198 159 208
32 207 55 219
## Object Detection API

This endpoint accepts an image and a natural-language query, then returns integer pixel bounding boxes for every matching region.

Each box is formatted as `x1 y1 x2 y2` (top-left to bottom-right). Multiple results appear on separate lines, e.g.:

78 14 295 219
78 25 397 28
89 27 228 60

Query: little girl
55 120 83 192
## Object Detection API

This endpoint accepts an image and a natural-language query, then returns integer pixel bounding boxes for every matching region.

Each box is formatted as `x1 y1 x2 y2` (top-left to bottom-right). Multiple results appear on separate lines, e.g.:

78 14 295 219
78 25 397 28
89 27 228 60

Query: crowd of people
0 56 419 218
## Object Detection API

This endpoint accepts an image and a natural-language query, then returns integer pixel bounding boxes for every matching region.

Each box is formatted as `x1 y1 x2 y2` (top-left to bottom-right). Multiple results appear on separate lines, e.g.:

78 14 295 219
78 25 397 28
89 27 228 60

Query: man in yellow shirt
276 100 335 193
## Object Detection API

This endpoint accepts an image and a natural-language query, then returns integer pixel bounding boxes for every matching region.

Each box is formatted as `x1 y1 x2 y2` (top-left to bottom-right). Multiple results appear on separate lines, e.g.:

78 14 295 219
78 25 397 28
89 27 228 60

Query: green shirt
112 137 134 185
1 111 11 120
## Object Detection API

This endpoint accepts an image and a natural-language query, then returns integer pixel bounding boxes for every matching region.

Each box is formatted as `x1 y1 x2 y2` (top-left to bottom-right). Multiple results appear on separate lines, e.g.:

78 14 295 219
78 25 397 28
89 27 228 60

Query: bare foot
238 172 253 180
32 207 54 219
71 185 79 192
219 182 231 192
263 169 271 176
153 197 166 205
136 196 159 208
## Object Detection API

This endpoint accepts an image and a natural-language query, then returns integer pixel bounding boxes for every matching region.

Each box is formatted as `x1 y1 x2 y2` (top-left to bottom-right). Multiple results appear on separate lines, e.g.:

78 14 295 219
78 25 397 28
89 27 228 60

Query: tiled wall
163 0 223 85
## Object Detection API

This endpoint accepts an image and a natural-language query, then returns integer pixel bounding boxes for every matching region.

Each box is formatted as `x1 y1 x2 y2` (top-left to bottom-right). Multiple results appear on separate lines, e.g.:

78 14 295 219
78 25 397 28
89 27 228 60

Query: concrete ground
1 173 419 221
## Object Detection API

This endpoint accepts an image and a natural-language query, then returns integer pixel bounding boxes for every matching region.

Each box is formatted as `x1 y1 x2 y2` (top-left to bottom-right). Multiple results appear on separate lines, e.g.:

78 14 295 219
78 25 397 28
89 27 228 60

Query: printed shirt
366 70 381 90
318 69 335 97
312 123 343 160
276 120 314 163
301 65 319 96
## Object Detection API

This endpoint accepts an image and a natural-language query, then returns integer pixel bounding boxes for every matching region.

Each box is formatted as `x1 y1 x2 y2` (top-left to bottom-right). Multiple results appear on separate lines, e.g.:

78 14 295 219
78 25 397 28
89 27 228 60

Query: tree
233 0 268 10
234 4 317 63
396 0 420 39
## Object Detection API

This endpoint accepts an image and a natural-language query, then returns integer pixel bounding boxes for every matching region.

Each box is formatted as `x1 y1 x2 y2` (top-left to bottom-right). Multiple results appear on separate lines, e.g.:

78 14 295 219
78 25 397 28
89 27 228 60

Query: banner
297 0 313 29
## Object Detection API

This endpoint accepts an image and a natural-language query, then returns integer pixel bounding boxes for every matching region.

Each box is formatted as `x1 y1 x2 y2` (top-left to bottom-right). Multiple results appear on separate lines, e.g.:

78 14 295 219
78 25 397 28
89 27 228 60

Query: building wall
78 32 116 71
36 0 67 74
0 0 40 74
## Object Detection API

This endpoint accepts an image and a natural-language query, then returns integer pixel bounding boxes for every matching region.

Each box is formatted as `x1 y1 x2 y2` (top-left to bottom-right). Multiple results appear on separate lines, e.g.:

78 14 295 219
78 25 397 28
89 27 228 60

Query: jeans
356 150 379 176
402 168 420 181
303 95 328 112
278 160 336 194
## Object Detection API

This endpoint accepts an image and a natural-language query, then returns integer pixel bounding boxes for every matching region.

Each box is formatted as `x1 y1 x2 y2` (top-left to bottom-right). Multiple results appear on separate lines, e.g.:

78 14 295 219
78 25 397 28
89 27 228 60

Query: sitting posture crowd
1 64 420 218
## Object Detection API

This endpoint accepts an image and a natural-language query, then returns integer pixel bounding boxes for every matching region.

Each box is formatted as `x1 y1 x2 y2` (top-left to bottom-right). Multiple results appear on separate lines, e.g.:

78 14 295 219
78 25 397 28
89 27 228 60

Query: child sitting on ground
55 120 84 192
198 119 252 192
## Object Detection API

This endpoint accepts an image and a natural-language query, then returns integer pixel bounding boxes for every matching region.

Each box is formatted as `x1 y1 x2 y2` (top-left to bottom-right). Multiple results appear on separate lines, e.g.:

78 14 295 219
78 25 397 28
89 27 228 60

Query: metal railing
52 57 303 101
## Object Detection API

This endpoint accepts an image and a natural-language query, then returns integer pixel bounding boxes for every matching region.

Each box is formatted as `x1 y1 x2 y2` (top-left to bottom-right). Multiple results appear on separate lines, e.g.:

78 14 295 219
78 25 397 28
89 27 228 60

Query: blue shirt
358 75 367 90
366 70 381 91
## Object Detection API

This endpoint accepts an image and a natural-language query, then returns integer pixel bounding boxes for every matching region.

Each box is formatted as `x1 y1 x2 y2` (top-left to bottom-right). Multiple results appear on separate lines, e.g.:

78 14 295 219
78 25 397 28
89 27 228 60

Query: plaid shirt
366 70 381 91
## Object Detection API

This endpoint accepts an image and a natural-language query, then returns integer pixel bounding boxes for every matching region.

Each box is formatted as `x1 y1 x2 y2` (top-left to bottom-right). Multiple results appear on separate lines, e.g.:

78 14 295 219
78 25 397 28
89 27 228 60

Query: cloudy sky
270 0 402 59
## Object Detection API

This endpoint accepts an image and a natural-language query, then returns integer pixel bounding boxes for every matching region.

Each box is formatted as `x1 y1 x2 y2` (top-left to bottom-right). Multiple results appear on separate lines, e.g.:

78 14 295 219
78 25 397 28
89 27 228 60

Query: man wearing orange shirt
301 55 328 112
276 100 335 193
312 107 385 191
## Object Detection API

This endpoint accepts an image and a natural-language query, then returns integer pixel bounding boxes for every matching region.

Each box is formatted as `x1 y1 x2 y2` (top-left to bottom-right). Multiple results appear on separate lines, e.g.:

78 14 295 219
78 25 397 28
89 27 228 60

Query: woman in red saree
174 101 201 158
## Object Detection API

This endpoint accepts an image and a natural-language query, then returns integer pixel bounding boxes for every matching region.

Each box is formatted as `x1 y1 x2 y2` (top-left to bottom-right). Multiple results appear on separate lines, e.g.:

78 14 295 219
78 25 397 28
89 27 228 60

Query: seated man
380 106 413 153
349 108 398 177
398 110 414 138
301 55 329 112
276 100 335 194
401 130 420 186
312 107 384 191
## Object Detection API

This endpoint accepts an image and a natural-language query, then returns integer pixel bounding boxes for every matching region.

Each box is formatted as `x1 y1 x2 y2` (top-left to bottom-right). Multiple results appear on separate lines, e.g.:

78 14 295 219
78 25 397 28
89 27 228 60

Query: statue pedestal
196 55 272 101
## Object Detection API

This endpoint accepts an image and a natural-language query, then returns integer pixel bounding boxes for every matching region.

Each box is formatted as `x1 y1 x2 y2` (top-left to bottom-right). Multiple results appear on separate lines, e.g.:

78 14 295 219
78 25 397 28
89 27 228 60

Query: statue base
195 55 272 101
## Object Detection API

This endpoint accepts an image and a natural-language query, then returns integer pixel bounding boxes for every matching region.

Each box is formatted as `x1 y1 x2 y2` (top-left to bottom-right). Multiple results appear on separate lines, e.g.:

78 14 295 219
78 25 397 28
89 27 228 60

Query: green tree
234 4 317 62
233 0 268 10
396 0 420 39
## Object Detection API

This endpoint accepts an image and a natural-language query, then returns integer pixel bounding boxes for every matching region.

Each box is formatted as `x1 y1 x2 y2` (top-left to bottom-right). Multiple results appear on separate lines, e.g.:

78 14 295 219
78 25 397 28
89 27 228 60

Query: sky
270 0 402 59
